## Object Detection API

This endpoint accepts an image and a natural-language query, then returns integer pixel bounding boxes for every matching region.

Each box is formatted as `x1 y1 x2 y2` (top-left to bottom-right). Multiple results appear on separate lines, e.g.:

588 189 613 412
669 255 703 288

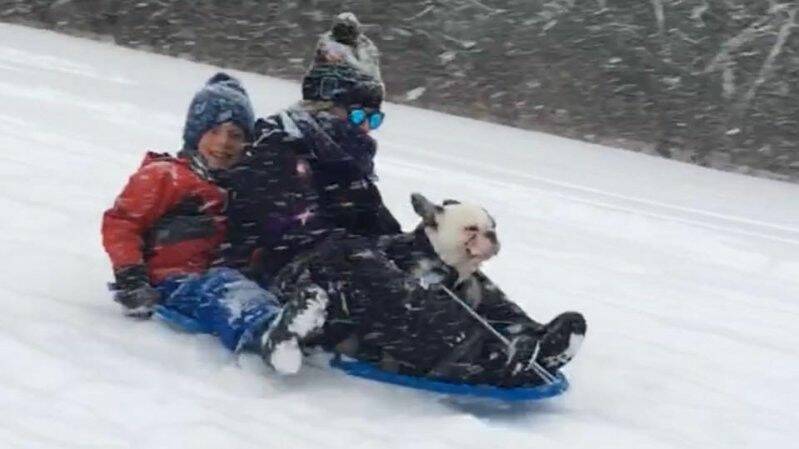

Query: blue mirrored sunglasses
348 108 385 130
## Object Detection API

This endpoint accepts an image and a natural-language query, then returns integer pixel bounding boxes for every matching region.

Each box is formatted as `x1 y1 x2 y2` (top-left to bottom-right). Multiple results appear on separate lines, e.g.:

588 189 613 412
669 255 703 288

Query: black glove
112 265 161 318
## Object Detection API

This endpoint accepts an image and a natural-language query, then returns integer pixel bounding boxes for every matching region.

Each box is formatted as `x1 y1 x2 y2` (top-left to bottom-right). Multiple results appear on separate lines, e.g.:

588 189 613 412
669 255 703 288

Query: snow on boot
261 284 329 375
534 311 586 372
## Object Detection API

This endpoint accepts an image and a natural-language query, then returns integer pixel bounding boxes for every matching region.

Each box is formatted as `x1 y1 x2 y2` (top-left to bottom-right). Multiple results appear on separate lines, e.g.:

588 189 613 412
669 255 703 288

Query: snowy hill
1 23 797 449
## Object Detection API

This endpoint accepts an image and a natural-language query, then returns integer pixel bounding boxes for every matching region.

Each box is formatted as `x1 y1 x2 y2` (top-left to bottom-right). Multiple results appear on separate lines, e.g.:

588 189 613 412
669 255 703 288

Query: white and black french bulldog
376 193 503 308
379 193 585 375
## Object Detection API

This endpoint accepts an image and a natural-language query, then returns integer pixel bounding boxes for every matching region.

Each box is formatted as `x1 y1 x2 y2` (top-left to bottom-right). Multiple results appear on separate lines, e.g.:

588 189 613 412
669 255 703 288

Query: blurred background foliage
2 0 797 181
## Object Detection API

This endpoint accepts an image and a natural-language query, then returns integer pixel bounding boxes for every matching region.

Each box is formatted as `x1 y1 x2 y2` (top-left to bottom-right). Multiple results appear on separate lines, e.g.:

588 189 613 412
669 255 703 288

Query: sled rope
525 340 557 385
439 285 556 385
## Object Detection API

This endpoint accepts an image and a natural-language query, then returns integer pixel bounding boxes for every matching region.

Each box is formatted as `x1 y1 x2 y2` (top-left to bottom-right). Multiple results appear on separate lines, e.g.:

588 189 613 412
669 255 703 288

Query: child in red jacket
102 73 294 353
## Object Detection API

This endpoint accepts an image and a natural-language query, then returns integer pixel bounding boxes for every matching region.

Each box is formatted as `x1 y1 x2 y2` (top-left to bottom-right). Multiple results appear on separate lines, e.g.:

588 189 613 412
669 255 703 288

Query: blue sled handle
107 281 208 334
153 305 207 333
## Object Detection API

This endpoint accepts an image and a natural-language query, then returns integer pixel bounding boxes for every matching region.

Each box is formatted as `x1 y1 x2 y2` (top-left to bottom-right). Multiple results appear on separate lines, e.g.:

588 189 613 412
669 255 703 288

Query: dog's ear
442 199 461 206
483 208 496 229
411 193 442 227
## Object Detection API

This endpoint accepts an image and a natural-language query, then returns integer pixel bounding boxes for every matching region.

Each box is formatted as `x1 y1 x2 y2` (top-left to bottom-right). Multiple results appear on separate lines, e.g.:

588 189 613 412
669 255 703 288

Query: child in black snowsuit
222 13 400 373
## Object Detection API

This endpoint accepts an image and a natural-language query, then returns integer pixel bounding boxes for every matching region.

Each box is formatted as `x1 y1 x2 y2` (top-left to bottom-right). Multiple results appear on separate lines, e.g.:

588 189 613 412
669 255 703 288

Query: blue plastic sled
154 306 568 402
330 355 569 402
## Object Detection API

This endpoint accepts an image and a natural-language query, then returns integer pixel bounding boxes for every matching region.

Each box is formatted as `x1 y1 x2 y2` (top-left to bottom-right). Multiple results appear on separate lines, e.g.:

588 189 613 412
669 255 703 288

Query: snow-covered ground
1 23 797 449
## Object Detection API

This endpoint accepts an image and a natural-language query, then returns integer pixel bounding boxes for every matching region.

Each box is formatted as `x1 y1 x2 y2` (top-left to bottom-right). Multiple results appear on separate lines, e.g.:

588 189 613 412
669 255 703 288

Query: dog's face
411 193 500 279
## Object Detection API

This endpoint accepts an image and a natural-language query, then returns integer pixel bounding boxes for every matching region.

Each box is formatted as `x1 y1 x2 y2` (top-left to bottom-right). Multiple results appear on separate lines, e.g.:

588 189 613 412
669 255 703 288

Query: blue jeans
155 267 281 352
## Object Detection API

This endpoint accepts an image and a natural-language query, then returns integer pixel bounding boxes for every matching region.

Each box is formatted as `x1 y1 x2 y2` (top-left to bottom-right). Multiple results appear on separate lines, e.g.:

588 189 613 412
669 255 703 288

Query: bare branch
461 0 505 14
738 8 797 113
650 0 665 36
691 1 709 22
705 14 775 73
539 0 577 21
405 5 435 21
722 66 736 99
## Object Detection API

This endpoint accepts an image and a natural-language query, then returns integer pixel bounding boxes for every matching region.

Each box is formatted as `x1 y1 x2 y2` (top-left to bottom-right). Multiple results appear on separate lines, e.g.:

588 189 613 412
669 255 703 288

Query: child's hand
112 265 160 318
114 285 161 319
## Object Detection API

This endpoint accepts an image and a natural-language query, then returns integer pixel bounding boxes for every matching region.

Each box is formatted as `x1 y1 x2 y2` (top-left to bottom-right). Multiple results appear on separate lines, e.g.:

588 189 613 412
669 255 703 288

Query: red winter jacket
102 152 227 284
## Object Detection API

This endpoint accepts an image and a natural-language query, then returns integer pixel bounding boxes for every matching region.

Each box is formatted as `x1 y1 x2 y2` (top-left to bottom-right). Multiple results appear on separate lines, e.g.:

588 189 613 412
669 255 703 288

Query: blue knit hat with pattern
182 72 255 150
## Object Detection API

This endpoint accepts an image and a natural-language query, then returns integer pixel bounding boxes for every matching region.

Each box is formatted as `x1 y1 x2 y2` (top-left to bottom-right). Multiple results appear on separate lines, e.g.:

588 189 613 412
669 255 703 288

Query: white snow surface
1 24 797 449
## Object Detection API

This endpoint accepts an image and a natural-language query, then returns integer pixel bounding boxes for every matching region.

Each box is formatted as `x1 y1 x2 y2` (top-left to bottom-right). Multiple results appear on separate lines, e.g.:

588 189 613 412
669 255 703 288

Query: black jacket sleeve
467 271 544 333
350 179 402 236
313 168 401 237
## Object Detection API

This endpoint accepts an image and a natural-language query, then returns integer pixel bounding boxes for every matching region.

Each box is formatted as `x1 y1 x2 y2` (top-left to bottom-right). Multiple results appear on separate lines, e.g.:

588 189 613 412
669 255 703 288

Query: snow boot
260 283 329 375
534 311 586 372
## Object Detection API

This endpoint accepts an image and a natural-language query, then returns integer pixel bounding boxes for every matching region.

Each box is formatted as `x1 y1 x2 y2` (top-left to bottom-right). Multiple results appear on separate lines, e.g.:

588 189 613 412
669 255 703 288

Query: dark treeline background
2 0 797 181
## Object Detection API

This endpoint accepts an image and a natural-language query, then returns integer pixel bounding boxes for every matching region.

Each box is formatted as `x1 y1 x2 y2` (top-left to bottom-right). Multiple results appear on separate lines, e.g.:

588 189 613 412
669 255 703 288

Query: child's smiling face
197 122 246 170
